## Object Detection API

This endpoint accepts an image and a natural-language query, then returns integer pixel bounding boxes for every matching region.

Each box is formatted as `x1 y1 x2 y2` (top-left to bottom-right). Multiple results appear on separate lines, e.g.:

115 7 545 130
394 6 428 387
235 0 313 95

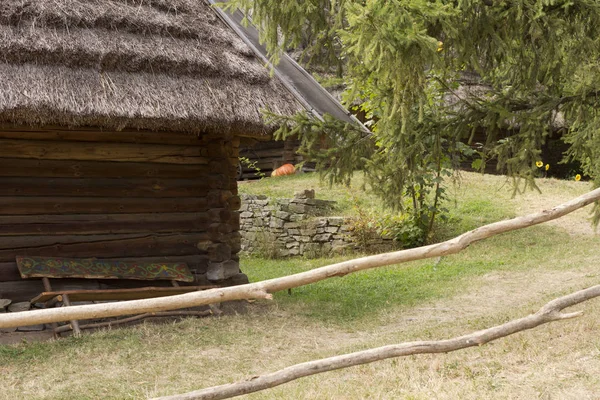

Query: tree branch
152 284 600 400
1 187 599 329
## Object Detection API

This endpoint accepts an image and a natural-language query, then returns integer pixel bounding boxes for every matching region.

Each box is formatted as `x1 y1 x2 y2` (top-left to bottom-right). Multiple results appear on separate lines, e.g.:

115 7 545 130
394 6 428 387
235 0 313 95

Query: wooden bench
17 256 217 336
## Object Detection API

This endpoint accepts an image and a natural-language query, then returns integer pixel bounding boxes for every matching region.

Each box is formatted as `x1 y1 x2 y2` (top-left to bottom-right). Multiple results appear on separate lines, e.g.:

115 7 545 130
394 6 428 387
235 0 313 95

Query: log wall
0 126 243 302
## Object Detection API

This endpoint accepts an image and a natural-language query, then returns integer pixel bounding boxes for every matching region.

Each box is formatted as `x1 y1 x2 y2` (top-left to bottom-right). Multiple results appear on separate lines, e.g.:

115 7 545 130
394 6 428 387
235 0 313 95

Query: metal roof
208 0 368 131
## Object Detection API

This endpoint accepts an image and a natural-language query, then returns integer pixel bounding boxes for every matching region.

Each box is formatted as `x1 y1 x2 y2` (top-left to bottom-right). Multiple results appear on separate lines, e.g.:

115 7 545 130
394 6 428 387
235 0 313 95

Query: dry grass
1 172 599 399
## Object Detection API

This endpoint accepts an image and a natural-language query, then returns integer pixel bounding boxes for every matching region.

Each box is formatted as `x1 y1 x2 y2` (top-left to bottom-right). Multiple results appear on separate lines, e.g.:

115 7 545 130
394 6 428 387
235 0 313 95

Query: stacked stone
0 299 45 333
240 190 396 257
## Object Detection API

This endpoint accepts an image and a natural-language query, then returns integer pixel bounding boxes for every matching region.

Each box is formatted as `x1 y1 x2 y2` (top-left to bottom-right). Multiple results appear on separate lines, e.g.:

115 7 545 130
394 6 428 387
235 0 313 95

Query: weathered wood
0 280 45 302
17 256 194 282
153 285 600 400
207 190 233 208
228 196 242 210
1 186 598 330
0 126 206 146
0 197 209 215
32 286 217 303
0 177 222 197
0 213 218 236
0 139 209 164
209 244 232 262
209 160 236 175
0 256 210 283
207 208 233 223
53 310 213 334
0 158 211 179
0 233 210 262
42 277 52 292
0 262 21 282
61 294 82 337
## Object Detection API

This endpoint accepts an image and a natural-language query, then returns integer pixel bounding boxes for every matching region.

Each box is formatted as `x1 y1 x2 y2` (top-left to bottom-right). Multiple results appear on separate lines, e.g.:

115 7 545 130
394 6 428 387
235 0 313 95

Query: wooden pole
1 187 599 329
151 284 600 400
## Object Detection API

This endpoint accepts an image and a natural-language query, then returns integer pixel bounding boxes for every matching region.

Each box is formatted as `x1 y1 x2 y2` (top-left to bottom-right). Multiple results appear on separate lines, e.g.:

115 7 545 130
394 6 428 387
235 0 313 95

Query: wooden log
228 212 241 231
0 233 210 262
207 208 233 223
208 243 232 262
32 286 217 303
53 310 213 334
228 196 242 211
0 158 210 179
0 126 205 146
0 177 222 197
206 141 227 158
153 285 600 400
0 213 219 236
2 186 597 329
208 160 232 174
0 139 209 164
208 223 233 235
0 197 209 215
61 294 82 337
207 190 233 208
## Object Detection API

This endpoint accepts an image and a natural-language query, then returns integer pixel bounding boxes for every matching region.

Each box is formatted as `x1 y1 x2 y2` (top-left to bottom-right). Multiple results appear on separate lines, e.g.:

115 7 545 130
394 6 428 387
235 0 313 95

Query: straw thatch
0 0 302 136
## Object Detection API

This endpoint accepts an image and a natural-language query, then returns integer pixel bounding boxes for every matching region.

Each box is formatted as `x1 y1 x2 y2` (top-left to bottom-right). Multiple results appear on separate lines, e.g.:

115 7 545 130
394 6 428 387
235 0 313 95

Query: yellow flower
545 164 550 171
437 41 443 52
535 161 543 168
575 174 582 181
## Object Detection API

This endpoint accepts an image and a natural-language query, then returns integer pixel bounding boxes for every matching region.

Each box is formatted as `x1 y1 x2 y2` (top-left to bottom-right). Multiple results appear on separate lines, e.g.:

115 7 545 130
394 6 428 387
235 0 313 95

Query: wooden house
0 0 301 302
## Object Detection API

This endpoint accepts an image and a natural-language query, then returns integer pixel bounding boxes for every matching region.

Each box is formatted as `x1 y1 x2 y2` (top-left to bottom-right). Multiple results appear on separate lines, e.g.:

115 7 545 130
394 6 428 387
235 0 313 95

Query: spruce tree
227 0 600 235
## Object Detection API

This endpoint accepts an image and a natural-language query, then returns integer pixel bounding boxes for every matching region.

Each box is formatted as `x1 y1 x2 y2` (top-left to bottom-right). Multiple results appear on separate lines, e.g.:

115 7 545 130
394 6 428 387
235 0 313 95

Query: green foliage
380 214 427 249
239 156 266 179
228 0 600 225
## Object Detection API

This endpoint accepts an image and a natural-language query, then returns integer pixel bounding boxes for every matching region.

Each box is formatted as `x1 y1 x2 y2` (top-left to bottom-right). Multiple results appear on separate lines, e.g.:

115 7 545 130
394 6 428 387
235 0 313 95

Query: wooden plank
0 213 216 235
0 139 209 164
0 126 206 145
0 177 219 197
31 286 217 303
17 256 194 282
0 233 209 262
0 197 209 215
0 158 211 178
0 256 209 283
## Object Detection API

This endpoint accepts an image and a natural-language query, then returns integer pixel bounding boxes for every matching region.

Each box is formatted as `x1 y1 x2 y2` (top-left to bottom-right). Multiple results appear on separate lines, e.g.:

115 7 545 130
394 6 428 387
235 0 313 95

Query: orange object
271 163 296 177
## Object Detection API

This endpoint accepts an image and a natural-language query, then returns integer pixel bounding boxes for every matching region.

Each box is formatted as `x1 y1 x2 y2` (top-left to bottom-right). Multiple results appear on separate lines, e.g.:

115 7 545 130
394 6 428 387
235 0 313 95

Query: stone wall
240 191 397 257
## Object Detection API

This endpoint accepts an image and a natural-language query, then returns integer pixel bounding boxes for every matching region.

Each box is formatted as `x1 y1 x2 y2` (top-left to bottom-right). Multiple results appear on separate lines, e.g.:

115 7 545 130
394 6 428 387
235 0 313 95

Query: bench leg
62 294 82 337
41 278 62 338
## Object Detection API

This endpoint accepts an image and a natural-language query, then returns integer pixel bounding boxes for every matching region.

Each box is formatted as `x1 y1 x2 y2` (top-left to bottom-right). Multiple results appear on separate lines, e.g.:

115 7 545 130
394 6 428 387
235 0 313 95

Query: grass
1 172 599 399
239 172 391 217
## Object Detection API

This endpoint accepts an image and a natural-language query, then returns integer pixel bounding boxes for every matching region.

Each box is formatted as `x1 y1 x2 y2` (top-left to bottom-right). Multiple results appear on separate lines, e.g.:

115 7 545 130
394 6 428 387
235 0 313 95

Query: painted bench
17 256 216 336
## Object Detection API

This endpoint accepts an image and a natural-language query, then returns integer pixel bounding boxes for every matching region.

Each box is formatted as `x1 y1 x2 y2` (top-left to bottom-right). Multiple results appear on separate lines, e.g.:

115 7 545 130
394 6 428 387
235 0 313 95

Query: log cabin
0 0 302 302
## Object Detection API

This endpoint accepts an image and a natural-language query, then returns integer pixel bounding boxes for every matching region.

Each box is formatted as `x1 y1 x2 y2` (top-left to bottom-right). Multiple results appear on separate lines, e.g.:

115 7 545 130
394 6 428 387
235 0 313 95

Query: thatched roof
0 0 302 136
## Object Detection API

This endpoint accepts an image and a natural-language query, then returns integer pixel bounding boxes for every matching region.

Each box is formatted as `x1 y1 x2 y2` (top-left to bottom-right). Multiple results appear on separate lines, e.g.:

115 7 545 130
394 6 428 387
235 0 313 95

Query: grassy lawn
1 172 599 399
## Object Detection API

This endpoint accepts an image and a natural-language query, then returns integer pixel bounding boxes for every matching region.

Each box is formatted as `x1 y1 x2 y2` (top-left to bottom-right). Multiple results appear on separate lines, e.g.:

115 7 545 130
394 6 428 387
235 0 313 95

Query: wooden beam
0 212 220 236
152 284 600 400
0 139 210 164
0 158 212 179
1 186 598 329
0 177 222 197
32 286 217 303
0 233 212 262
0 255 211 283
0 126 206 146
0 197 209 215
